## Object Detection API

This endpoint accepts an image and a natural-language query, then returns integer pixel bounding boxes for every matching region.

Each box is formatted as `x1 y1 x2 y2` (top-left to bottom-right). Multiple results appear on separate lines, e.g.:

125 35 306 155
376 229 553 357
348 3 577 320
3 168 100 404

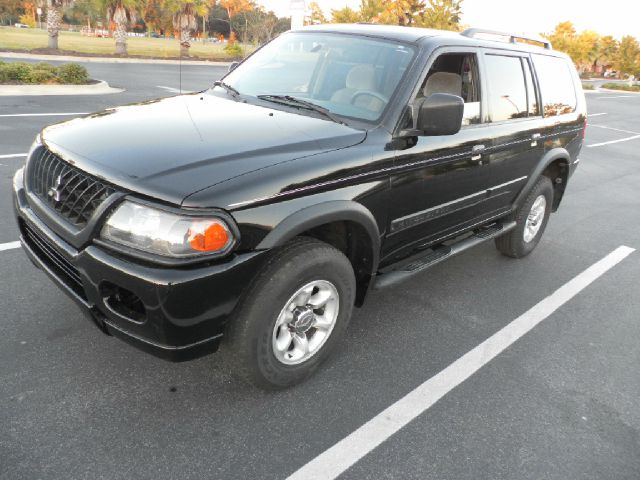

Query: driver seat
331 65 385 112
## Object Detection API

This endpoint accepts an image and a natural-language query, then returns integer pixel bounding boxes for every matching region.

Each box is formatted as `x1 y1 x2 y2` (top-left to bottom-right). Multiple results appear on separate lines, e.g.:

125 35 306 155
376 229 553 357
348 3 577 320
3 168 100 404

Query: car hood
42 93 367 205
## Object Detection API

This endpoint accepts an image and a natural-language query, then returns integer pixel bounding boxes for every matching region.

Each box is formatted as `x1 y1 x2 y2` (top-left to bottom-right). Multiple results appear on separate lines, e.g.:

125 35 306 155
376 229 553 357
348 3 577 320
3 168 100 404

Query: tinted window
532 54 577 116
484 54 528 122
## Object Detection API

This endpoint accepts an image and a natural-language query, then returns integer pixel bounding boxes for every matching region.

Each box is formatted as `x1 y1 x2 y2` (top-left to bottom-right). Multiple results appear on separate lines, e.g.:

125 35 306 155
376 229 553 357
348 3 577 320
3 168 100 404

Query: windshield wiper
213 80 240 98
257 95 345 125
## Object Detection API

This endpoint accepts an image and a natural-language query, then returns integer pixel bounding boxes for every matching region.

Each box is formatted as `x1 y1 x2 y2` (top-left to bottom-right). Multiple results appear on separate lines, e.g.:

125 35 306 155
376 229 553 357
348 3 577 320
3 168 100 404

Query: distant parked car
604 71 617 78
150 32 162 38
14 23 29 28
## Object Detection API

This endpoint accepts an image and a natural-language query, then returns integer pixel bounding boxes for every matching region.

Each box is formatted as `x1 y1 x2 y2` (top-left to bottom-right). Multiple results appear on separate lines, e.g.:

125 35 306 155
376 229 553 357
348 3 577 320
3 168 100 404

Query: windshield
220 32 416 123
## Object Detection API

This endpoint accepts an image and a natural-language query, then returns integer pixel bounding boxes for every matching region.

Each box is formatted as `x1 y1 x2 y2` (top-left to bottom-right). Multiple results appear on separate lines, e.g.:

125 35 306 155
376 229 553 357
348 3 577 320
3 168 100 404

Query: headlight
100 201 235 258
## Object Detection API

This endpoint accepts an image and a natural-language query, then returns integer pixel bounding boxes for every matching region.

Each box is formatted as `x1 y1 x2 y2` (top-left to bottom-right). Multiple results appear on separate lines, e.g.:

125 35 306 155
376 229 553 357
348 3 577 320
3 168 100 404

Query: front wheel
223 237 356 389
495 176 554 258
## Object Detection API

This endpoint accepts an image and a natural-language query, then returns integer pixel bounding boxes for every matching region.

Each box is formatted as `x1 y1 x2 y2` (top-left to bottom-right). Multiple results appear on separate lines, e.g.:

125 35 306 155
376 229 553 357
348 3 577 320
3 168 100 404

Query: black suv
13 24 586 389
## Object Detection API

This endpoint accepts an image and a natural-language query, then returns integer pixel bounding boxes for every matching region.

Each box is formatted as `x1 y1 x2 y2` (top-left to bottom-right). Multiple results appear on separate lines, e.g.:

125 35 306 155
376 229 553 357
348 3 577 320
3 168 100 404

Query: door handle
471 144 485 163
531 133 541 147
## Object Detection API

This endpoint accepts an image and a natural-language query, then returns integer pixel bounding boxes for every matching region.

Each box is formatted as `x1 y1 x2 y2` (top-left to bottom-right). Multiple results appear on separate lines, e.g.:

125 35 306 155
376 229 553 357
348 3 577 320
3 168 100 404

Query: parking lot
1 59 639 480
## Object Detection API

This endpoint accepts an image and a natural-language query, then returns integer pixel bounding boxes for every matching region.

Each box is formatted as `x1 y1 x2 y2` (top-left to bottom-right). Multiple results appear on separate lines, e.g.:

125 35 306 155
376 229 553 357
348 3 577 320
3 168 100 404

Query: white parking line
0 241 21 252
597 95 637 99
588 113 607 117
587 124 640 135
0 153 27 159
157 86 194 94
0 113 88 117
587 135 640 148
286 246 635 480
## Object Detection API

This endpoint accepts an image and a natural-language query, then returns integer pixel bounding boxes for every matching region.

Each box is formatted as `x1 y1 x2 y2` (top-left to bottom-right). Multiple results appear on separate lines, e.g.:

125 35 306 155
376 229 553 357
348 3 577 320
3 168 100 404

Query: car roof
293 24 567 57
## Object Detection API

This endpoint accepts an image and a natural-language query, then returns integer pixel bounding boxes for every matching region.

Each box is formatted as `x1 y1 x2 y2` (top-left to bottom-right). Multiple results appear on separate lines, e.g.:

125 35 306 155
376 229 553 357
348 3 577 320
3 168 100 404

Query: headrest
423 72 462 97
346 65 376 90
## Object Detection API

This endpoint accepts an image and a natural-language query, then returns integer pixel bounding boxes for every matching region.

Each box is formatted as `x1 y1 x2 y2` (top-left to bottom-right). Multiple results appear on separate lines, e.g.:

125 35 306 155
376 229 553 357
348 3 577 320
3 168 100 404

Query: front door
383 49 496 263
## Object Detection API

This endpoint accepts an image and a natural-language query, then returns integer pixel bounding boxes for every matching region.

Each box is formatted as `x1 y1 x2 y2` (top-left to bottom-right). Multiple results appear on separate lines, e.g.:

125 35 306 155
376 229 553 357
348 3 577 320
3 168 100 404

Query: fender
513 147 570 211
256 200 381 274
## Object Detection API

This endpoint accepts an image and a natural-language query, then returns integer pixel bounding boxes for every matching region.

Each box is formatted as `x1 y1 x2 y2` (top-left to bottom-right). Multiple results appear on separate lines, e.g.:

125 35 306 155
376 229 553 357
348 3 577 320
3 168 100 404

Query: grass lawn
0 27 252 60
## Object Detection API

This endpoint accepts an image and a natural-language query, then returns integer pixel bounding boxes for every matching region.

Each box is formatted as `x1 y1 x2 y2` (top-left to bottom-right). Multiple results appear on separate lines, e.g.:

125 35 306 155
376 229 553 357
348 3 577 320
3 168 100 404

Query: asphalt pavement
1 59 639 480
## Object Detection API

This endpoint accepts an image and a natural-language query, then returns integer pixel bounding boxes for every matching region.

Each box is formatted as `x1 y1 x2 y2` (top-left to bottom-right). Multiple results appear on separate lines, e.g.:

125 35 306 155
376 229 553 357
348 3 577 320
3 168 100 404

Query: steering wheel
350 90 389 106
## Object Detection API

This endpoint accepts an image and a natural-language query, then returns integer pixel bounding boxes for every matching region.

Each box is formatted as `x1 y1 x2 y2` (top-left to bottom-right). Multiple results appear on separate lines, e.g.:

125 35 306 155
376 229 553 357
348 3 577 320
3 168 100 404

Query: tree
331 6 360 23
358 0 384 22
306 1 325 25
615 35 640 77
545 21 579 62
47 0 74 49
0 0 24 26
168 0 208 56
99 0 143 54
218 0 250 20
598 35 619 70
66 0 104 29
418 0 463 31
379 0 426 26
235 7 284 45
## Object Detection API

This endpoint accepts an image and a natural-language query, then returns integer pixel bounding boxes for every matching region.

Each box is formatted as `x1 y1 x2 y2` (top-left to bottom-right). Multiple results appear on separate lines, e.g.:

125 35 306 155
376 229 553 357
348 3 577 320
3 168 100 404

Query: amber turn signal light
188 221 231 252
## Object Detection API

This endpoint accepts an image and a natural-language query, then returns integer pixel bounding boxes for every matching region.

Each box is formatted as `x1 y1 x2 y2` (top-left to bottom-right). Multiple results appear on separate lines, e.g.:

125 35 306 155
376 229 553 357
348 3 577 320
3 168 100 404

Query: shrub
56 63 89 84
28 69 57 84
0 62 32 83
18 14 37 28
600 82 640 92
224 42 243 58
581 83 595 90
0 62 90 85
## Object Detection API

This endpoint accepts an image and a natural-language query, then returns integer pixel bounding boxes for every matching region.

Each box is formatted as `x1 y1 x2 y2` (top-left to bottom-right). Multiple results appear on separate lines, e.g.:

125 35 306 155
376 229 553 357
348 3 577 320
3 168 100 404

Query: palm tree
46 0 73 50
173 3 196 57
169 0 208 57
101 0 141 55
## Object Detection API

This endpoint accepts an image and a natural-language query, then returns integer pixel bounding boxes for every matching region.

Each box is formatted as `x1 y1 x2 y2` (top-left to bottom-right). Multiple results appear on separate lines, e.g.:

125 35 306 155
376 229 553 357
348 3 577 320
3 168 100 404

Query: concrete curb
0 80 124 96
1 51 232 66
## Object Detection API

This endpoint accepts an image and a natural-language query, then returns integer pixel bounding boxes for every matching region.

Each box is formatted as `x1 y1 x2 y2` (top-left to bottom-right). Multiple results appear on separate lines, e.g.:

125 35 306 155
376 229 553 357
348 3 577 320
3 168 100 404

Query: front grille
28 147 115 227
21 222 87 301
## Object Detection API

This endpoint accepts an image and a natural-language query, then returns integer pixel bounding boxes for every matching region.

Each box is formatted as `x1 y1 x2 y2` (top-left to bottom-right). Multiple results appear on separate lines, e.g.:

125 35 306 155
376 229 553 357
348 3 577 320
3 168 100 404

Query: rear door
481 50 545 212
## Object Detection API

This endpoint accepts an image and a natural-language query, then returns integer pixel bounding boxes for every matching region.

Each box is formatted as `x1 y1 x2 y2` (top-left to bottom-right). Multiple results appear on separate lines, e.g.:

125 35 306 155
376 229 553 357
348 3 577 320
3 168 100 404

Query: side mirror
416 93 464 136
228 61 239 73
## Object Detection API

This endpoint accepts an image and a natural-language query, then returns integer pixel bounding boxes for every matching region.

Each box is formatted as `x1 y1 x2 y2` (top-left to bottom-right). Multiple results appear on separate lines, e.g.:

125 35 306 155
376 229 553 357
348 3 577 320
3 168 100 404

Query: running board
374 221 517 289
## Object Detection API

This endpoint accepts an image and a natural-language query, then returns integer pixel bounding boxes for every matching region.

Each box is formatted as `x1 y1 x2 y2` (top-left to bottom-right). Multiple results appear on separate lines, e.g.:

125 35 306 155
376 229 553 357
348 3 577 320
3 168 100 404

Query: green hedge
600 82 640 92
0 61 90 85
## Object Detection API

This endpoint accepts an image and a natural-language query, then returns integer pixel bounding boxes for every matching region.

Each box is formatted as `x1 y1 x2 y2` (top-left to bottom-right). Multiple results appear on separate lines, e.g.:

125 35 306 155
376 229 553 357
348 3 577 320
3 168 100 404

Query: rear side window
532 55 577 116
484 54 529 122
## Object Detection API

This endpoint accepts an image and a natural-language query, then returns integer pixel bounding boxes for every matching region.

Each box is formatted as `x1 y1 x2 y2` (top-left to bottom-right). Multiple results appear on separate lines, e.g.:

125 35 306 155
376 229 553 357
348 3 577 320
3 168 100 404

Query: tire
495 176 554 258
222 237 356 390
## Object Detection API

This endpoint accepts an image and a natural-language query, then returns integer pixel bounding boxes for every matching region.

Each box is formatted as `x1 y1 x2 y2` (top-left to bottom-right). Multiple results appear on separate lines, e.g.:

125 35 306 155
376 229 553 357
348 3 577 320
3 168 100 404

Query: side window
523 59 540 116
484 54 529 122
532 54 577 116
413 52 482 127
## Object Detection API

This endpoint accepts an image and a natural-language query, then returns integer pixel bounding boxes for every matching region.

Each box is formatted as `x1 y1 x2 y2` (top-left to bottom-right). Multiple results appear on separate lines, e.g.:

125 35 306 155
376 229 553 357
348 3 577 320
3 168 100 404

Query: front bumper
13 168 268 361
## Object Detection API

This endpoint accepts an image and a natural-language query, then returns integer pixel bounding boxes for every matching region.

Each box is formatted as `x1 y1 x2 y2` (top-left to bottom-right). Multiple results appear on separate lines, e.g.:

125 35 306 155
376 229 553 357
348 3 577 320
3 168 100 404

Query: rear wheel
495 176 554 258
223 237 355 389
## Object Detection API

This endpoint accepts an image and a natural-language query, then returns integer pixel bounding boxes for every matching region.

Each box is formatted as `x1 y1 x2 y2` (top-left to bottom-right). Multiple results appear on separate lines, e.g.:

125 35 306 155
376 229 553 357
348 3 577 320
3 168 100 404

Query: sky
254 0 640 38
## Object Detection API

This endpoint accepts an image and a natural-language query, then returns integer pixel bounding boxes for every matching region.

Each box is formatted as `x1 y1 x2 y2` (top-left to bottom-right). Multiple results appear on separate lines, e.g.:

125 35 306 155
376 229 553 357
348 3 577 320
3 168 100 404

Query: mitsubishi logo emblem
48 174 64 202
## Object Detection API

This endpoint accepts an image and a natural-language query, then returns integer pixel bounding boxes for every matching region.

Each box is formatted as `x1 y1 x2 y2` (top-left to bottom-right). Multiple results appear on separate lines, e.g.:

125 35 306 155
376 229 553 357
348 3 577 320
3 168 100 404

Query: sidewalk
0 51 231 66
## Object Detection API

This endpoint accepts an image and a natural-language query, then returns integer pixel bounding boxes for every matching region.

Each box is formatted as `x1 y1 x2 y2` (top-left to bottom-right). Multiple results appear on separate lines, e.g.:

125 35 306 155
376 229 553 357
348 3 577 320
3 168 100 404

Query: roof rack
461 28 552 50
